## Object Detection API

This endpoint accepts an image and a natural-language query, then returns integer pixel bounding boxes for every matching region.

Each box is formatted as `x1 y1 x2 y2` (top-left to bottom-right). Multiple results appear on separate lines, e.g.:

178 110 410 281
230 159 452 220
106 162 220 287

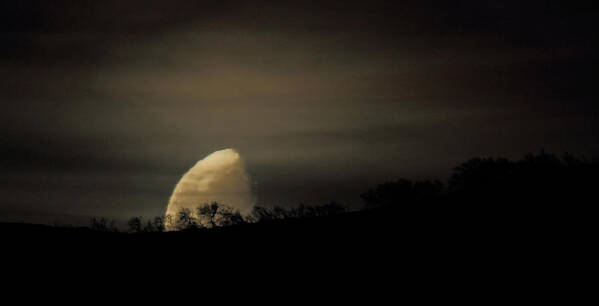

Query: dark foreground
2 203 591 296
3 154 596 298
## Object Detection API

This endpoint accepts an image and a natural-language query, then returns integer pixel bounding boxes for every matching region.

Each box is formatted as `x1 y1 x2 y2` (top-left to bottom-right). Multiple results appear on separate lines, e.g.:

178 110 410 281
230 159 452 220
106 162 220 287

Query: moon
165 148 255 230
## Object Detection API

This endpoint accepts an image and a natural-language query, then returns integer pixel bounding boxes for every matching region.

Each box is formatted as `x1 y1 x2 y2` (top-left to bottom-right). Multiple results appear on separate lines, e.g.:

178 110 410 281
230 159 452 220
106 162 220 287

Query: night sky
1 1 597 225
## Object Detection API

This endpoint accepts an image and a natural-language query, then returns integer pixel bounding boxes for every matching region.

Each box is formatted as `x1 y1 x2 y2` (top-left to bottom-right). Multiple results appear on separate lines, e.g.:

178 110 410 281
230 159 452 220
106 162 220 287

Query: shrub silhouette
89 217 119 232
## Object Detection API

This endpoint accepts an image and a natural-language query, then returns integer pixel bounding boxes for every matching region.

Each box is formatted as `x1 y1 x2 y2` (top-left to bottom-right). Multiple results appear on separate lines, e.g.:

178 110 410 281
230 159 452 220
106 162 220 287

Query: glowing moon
165 148 255 230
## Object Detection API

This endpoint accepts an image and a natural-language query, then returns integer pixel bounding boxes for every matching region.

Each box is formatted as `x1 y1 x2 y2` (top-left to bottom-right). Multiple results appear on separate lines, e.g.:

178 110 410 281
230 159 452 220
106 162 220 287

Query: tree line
361 151 599 210
89 151 598 233
89 201 348 233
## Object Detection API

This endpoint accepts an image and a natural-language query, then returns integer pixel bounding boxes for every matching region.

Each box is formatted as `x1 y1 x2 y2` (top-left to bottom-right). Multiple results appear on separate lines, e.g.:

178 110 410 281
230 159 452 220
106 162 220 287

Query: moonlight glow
165 148 255 230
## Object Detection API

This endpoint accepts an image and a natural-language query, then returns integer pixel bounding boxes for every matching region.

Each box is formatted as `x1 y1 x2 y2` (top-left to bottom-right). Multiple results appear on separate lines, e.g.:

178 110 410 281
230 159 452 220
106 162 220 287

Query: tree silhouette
248 202 348 222
151 216 165 232
217 205 245 226
127 216 142 233
449 157 512 195
249 206 276 222
89 217 119 232
196 202 245 227
361 179 442 208
197 202 220 228
317 201 347 216
176 208 198 230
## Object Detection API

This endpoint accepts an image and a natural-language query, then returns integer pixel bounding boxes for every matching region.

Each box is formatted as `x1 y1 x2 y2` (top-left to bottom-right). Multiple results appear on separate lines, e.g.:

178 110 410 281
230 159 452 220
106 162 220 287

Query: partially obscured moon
165 148 255 230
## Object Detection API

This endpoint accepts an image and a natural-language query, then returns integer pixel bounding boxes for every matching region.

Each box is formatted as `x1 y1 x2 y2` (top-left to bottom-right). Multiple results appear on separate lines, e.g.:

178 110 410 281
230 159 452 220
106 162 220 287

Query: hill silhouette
2 152 595 294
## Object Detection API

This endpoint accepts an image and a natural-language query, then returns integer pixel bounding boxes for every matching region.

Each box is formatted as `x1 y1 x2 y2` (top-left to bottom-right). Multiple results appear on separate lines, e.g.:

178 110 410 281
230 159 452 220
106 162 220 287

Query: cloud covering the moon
165 148 254 230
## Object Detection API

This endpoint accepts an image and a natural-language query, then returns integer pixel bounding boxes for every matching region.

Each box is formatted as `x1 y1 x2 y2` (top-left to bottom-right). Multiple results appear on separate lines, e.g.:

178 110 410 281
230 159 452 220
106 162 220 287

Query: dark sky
1 0 598 225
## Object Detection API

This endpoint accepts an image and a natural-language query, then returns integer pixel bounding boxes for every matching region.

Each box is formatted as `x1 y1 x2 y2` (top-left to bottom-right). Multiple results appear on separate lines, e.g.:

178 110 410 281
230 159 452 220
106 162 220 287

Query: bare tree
197 202 220 228
176 208 198 230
